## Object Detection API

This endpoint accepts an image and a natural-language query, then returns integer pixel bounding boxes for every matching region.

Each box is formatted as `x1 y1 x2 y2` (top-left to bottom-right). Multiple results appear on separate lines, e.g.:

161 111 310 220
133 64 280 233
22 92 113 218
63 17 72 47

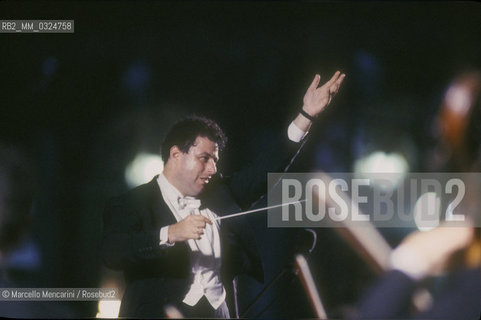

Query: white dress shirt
157 174 225 309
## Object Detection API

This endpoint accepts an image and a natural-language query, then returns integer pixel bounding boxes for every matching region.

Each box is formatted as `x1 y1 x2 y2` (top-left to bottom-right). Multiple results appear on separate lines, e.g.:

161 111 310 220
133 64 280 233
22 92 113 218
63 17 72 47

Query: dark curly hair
161 115 227 162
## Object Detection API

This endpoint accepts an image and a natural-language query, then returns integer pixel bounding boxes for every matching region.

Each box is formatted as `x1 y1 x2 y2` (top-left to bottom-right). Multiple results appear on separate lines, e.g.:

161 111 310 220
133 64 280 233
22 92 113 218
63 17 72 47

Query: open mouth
199 177 210 184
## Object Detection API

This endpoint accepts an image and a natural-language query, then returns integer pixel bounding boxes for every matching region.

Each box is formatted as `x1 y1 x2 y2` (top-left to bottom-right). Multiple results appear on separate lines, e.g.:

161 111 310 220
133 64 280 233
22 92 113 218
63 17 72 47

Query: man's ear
169 145 182 160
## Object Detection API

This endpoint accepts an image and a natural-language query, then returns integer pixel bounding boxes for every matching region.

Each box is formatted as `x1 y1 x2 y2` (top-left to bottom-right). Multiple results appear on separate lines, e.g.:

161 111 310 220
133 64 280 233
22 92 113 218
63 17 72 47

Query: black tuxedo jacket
102 132 304 317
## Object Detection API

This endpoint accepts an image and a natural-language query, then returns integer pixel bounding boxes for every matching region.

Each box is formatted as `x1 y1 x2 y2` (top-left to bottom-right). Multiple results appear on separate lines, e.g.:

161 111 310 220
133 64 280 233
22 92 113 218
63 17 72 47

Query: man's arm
102 195 192 271
226 71 346 208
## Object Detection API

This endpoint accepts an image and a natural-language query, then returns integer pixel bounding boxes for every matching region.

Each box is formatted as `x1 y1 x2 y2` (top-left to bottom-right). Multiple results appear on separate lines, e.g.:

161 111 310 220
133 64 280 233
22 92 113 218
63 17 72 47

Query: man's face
173 136 219 197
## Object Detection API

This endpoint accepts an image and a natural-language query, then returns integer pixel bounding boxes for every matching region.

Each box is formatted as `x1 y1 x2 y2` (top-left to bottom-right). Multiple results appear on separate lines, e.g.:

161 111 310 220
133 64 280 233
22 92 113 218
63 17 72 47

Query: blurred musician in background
353 71 481 319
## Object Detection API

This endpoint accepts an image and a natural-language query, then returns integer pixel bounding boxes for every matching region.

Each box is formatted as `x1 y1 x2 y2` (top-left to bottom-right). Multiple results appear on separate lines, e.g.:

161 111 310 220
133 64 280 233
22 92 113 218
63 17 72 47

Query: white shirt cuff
287 121 308 142
159 226 174 247
389 245 429 280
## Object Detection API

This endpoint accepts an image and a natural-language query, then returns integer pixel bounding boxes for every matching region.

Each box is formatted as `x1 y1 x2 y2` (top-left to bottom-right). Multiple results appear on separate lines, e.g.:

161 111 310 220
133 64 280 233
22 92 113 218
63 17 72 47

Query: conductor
102 71 345 318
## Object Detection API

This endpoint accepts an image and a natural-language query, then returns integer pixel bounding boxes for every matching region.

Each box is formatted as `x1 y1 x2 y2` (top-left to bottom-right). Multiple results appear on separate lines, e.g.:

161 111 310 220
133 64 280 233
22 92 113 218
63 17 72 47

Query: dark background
0 1 480 318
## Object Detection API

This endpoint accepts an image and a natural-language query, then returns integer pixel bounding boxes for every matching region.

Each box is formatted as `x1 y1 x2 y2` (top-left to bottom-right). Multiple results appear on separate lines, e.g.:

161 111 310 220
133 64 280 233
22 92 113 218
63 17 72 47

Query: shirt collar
158 173 183 205
157 173 199 211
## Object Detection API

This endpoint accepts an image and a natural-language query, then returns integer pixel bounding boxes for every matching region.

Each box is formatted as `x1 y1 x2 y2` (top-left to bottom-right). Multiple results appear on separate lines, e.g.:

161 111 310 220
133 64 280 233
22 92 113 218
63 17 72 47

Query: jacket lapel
148 175 178 228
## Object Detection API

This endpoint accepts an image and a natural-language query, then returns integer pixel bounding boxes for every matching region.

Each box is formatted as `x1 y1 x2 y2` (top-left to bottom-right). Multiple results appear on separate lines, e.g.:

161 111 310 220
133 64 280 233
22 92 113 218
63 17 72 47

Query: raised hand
302 71 345 118
168 215 213 243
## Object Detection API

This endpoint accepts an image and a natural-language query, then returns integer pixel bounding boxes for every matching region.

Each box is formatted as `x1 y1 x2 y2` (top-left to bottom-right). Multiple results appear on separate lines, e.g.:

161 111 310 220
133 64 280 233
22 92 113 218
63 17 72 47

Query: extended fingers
324 71 342 87
336 73 346 86
329 73 346 94
308 74 321 91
